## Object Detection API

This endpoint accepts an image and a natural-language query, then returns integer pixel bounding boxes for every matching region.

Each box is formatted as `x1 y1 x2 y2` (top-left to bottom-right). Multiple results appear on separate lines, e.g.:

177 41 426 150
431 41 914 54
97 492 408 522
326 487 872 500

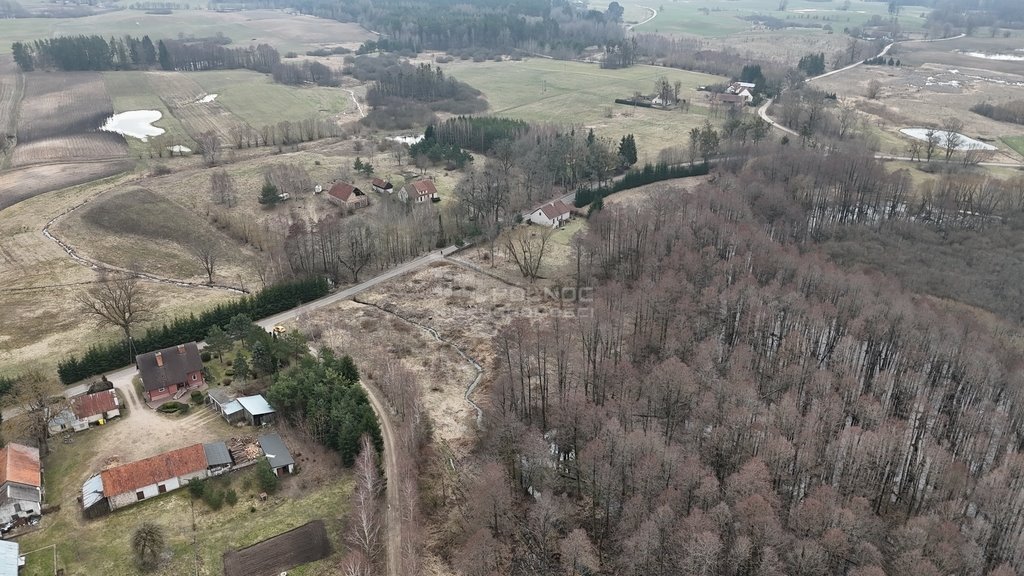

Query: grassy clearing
613 0 929 37
18 427 352 576
1002 136 1024 157
443 59 725 158
0 9 372 55
190 70 353 128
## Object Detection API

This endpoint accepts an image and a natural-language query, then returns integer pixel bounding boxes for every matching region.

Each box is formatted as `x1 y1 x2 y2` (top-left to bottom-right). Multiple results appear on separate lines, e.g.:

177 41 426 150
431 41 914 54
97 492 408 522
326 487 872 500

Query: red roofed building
73 389 121 423
371 178 393 194
101 444 208 510
0 444 41 522
327 182 368 209
528 199 572 227
398 179 439 203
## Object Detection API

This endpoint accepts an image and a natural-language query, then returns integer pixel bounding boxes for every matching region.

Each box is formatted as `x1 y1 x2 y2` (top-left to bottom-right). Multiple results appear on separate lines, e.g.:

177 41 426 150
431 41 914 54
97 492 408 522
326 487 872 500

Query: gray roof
136 342 203 392
0 540 17 576
4 484 39 504
237 395 275 416
258 433 294 470
222 400 242 415
81 474 105 509
204 442 233 468
207 388 236 406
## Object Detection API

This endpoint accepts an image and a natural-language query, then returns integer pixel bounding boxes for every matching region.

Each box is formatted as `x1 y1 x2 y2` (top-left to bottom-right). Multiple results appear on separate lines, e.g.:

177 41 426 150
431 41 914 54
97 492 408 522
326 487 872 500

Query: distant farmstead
136 342 205 402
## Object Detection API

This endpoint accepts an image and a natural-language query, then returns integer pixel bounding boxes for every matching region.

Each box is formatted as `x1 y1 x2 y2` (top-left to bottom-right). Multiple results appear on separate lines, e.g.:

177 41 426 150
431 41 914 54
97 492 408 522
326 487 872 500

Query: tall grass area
190 70 354 127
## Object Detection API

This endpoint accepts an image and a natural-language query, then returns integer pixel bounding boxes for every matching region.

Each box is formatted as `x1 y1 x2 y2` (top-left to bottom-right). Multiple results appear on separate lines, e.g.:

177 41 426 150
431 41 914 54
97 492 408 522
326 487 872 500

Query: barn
100 444 209 511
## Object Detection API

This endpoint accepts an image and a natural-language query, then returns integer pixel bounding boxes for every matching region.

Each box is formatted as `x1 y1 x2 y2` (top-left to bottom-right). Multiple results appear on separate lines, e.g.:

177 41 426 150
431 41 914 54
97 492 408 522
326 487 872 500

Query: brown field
16 72 116 143
0 160 131 210
8 133 127 167
222 520 332 576
147 71 249 143
812 38 1024 163
0 57 22 153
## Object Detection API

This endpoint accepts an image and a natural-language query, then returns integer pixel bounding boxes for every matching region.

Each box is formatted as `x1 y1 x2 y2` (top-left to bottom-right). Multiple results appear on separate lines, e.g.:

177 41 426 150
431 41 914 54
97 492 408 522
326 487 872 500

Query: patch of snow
389 135 424 145
195 94 218 103
100 110 164 141
960 51 1024 62
168 145 192 154
899 128 997 151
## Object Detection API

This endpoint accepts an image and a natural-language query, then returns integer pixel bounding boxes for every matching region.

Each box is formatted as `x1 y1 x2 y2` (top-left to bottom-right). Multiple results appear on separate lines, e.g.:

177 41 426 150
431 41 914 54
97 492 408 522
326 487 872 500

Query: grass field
190 70 355 128
16 427 353 576
0 9 373 55
1002 136 1024 157
104 72 197 153
613 0 930 37
443 59 725 158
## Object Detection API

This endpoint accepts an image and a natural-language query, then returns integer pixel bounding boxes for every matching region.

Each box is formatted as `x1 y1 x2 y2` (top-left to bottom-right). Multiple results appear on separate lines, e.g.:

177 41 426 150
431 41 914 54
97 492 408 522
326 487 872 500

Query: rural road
628 6 657 31
342 88 366 118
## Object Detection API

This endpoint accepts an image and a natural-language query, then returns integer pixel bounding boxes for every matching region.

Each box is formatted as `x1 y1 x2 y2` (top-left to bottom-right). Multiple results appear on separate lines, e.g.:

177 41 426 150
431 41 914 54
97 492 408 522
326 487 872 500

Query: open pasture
58 186 256 282
190 70 355 128
442 58 725 157
0 9 375 55
9 133 127 167
0 159 132 210
147 71 248 144
613 0 930 37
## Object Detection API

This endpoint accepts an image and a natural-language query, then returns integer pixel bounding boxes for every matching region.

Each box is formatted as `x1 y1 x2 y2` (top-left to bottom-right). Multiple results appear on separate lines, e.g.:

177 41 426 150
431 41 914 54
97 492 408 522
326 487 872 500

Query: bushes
188 478 206 499
157 401 189 414
222 378 232 386
225 489 238 506
256 460 279 494
191 478 237 510
58 276 329 384
190 390 205 405
200 351 212 362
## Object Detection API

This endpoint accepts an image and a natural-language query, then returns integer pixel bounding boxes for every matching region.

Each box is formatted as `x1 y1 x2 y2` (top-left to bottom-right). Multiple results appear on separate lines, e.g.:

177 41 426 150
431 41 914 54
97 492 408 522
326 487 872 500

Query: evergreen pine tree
157 40 172 70
258 182 280 206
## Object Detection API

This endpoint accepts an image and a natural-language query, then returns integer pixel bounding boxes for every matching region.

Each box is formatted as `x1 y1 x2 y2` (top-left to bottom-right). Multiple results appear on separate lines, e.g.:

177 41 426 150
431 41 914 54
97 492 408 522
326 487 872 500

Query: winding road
627 6 658 31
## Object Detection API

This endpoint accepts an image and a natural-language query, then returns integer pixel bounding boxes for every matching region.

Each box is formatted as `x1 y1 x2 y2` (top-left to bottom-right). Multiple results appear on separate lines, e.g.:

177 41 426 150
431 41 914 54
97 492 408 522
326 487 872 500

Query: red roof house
0 443 42 522
398 179 439 203
327 182 368 208
528 199 572 227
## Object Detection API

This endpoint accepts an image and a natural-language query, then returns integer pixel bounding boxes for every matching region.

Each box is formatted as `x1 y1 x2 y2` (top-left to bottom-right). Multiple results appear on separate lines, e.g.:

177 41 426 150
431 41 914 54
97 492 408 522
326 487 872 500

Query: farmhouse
48 389 120 435
398 179 439 203
0 444 41 525
136 342 205 402
327 182 368 209
99 443 209 511
371 178 393 194
709 93 748 109
258 433 295 476
0 540 19 576
528 200 572 227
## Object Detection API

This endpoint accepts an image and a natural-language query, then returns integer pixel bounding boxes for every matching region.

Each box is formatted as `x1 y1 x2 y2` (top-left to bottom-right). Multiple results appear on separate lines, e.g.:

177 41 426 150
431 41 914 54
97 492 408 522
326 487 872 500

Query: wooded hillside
451 146 1024 575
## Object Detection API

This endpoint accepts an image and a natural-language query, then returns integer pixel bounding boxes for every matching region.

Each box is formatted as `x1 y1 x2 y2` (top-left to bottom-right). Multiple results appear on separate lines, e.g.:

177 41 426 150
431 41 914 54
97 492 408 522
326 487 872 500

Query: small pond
100 110 165 141
899 128 997 151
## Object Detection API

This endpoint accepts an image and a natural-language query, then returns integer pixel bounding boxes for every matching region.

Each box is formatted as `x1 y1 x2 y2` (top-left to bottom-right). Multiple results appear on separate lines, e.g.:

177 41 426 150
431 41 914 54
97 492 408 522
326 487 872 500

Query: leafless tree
8 372 68 455
865 79 882 100
391 141 406 165
192 243 219 284
505 226 553 281
76 273 153 343
196 130 222 166
210 170 236 207
942 117 964 162
837 102 857 139
924 128 940 162
907 139 922 162
229 123 246 149
336 219 376 282
348 435 383 564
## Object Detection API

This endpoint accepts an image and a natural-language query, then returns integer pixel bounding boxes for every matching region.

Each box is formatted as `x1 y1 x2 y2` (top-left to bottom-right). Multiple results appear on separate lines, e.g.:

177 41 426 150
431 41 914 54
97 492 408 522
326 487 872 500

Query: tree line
57 276 327 384
12 34 280 74
270 60 340 87
971 100 1024 126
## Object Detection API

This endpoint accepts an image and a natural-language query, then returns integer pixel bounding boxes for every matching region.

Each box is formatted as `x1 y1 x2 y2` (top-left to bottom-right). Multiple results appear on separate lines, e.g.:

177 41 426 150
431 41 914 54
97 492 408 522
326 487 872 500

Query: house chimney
155 352 163 367
177 344 186 355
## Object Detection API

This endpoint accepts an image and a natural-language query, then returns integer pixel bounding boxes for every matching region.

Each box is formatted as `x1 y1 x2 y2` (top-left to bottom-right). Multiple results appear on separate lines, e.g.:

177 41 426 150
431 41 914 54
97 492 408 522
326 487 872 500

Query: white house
398 179 439 203
0 444 41 524
528 200 572 227
100 443 209 511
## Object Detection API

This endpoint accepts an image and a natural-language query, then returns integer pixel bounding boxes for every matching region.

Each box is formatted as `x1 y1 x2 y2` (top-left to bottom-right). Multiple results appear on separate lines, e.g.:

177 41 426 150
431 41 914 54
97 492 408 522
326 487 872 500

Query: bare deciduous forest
439 144 1024 576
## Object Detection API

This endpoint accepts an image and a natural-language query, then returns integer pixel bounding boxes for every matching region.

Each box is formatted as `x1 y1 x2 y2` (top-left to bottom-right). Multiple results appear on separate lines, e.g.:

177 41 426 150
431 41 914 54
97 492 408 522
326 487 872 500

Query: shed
236 395 276 426
0 540 19 576
204 442 233 474
81 474 107 519
258 434 295 476
208 389 244 424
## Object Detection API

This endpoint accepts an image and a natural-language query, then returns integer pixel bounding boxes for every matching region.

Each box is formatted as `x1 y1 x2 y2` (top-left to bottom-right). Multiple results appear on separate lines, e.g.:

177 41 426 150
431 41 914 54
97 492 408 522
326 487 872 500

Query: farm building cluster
207 390 277 426
81 433 294 516
47 388 120 435
317 176 439 212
